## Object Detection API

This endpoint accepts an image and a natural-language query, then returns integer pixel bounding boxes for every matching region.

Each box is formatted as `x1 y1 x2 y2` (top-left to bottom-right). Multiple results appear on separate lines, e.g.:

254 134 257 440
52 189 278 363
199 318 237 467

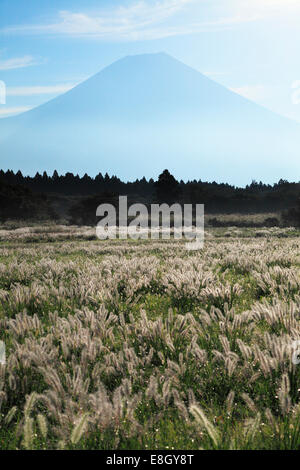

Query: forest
0 169 299 226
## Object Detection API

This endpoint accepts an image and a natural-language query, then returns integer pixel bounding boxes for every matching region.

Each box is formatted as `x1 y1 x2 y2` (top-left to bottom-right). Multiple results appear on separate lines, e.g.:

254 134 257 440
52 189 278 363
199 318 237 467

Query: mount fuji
0 52 299 185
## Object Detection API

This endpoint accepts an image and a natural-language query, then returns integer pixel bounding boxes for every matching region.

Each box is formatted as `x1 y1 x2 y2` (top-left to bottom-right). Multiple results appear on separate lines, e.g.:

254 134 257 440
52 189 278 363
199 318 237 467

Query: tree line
0 169 300 225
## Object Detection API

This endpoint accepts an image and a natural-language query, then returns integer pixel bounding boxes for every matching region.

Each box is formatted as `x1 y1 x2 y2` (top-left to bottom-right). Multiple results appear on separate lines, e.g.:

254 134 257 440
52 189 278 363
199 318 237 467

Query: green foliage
0 227 299 450
0 180 57 222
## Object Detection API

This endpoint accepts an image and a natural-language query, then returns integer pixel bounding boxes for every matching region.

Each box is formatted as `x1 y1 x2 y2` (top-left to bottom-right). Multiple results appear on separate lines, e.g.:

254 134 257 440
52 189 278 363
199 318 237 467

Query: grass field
0 224 299 450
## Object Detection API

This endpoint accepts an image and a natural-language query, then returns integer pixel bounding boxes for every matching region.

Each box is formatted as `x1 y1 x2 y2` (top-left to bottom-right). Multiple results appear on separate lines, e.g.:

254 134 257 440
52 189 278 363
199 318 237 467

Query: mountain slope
0 52 299 184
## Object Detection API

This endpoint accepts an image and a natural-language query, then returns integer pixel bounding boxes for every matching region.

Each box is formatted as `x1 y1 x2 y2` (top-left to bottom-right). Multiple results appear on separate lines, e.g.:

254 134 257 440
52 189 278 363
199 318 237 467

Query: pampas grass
0 225 299 449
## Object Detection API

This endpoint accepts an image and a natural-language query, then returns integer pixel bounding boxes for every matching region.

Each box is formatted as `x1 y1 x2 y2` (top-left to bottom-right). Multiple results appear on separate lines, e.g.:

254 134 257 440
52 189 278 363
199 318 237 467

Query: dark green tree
154 170 181 203
282 195 300 227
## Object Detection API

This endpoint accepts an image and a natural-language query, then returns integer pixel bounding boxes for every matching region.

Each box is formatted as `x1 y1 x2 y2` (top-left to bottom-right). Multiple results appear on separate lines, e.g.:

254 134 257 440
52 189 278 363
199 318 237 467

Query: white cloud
1 1 195 40
0 106 33 117
6 83 78 97
0 55 37 71
2 0 267 40
0 1 260 41
1 0 298 42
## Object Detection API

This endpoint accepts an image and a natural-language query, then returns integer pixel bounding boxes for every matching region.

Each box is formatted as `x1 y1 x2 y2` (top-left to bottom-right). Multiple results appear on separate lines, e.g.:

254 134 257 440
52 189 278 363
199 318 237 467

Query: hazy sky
1 0 300 121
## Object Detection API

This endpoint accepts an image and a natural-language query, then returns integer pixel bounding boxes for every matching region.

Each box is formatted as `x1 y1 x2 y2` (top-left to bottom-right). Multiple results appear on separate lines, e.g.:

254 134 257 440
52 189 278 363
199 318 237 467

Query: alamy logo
0 80 6 105
96 196 204 250
0 341 5 365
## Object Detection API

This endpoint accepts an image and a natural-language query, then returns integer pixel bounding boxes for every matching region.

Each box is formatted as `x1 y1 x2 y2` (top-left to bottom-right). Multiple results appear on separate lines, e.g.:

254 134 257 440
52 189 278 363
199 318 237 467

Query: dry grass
0 225 299 449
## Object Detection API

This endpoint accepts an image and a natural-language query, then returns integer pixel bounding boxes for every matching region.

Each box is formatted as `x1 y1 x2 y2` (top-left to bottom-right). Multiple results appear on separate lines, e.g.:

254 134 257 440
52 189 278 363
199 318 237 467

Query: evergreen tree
154 170 181 203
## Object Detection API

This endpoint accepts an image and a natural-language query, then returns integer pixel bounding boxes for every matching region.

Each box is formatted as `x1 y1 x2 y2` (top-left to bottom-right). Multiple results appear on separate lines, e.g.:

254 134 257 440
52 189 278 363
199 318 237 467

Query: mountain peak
104 51 180 72
122 51 171 60
0 53 299 184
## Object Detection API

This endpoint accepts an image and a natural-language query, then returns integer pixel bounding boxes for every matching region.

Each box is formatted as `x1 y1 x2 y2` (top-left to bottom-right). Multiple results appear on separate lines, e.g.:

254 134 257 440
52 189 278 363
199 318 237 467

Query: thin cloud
0 0 259 40
0 9 261 41
1 0 298 42
0 55 38 71
7 83 78 97
1 1 194 40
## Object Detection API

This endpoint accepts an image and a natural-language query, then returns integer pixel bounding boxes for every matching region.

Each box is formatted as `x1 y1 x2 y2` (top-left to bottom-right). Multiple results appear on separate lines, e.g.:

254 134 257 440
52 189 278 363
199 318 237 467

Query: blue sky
1 0 300 121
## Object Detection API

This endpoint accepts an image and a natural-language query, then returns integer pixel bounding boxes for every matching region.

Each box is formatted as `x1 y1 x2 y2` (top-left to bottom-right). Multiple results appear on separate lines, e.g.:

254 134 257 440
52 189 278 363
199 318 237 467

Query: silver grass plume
189 404 220 447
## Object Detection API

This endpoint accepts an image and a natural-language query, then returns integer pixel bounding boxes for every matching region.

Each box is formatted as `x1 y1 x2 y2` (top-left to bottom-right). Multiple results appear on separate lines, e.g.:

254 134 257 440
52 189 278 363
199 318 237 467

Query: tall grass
0 225 299 449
